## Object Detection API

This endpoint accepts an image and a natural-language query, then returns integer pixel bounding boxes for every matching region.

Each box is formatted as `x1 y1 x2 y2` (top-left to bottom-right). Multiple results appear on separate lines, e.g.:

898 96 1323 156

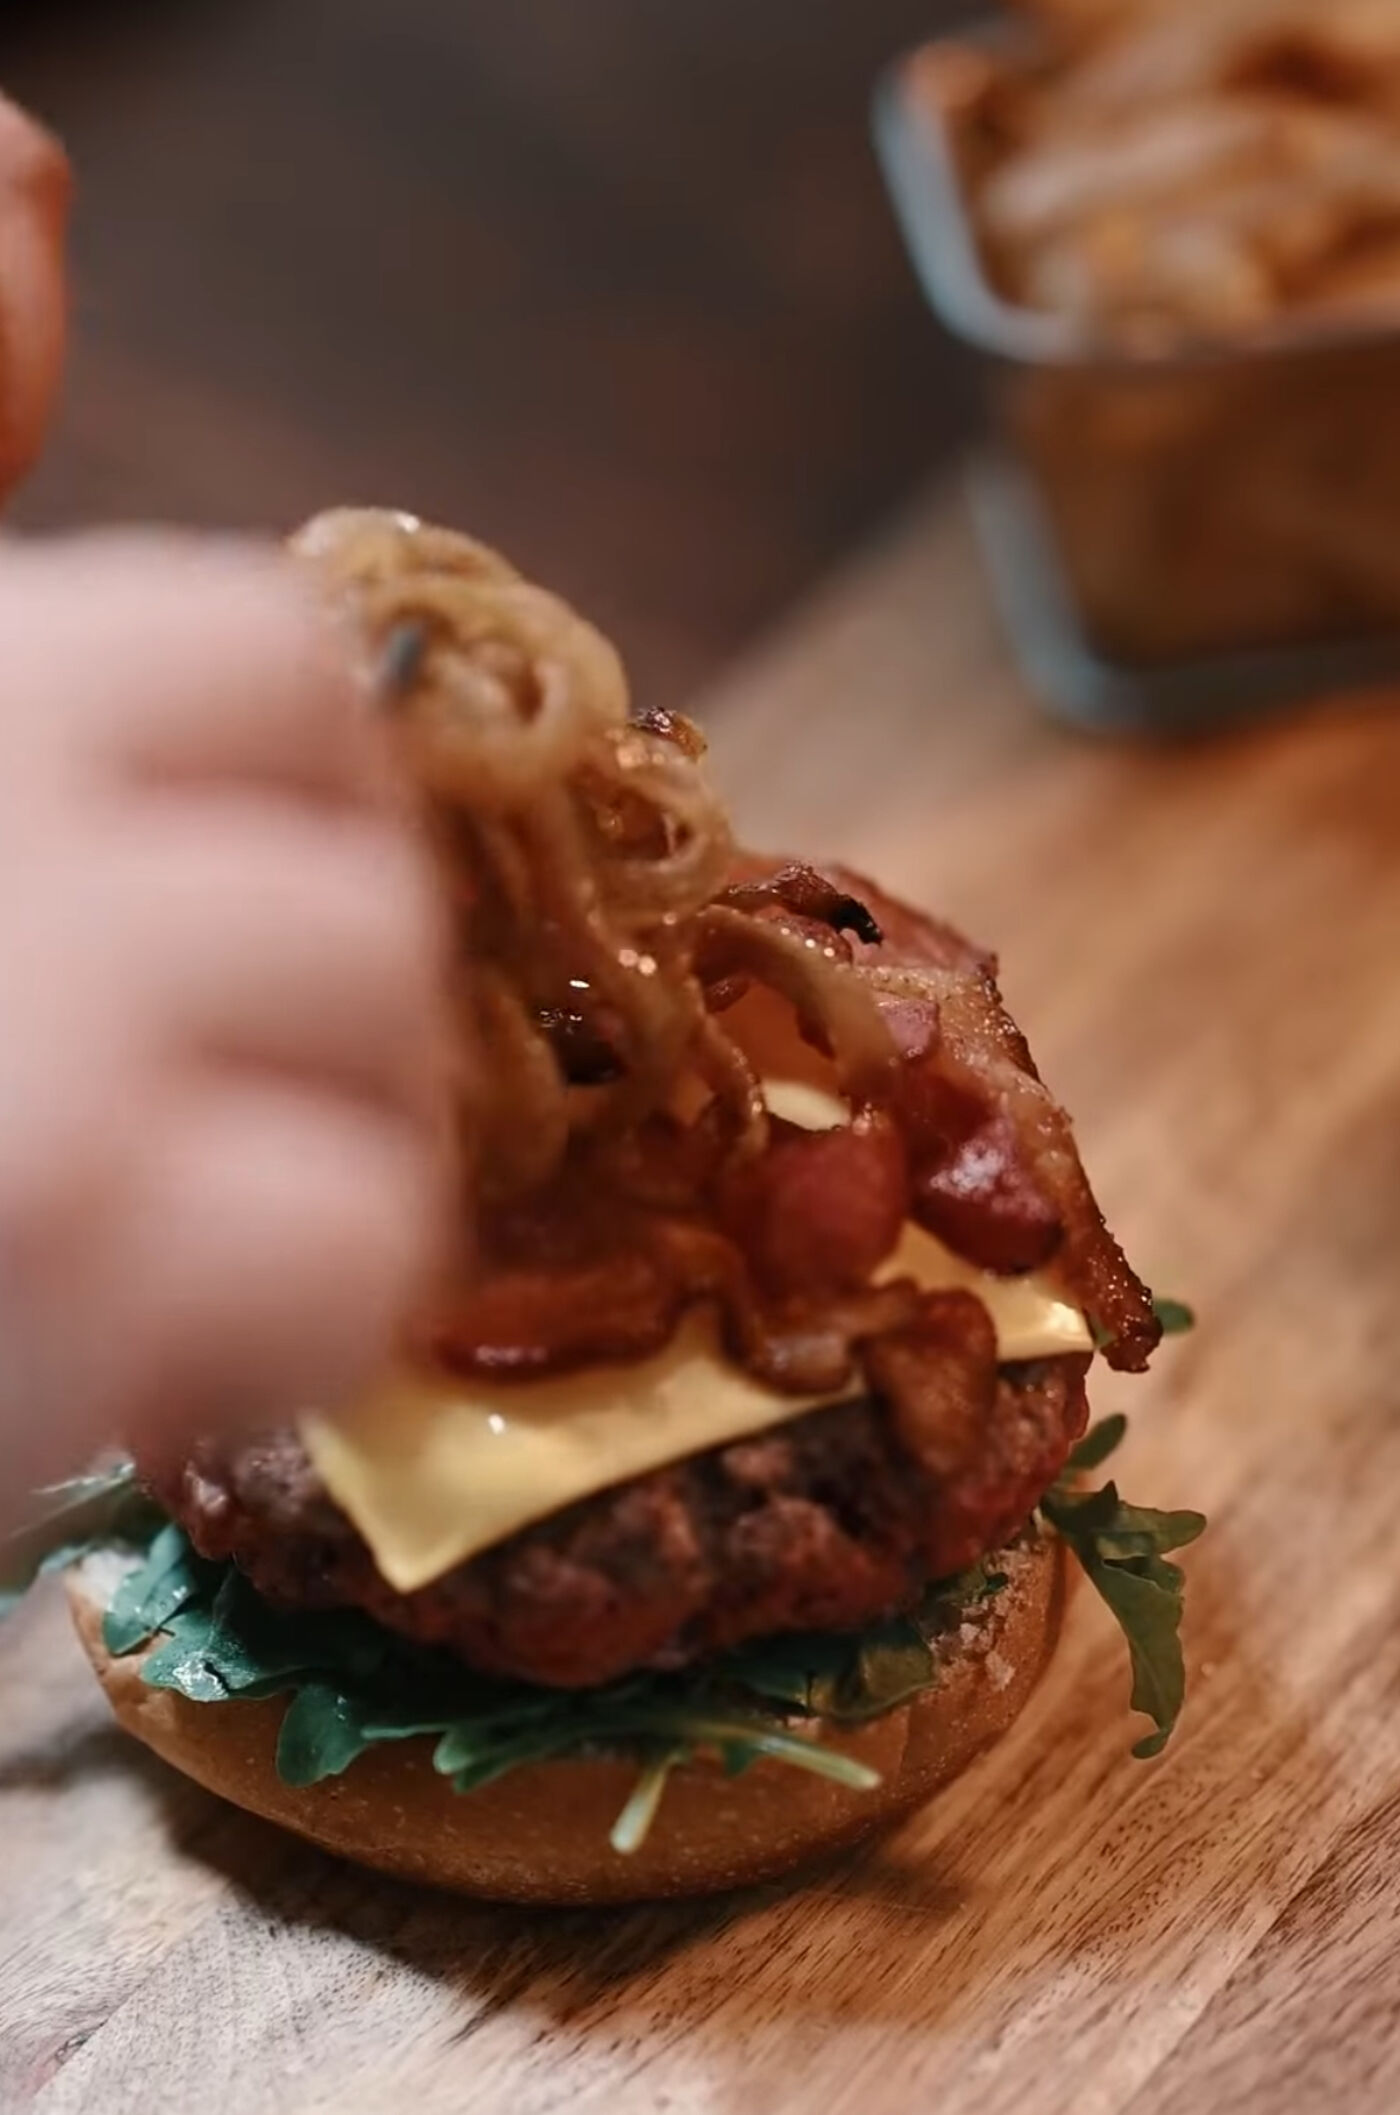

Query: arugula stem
609 1749 684 1854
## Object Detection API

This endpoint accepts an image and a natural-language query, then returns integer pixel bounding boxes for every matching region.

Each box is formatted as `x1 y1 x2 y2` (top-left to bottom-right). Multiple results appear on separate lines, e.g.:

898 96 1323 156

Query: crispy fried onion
294 510 1158 1377
293 510 896 1197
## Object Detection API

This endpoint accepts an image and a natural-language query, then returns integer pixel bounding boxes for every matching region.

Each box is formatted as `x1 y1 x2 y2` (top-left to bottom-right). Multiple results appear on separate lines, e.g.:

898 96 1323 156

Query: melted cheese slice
302 1217 1091 1595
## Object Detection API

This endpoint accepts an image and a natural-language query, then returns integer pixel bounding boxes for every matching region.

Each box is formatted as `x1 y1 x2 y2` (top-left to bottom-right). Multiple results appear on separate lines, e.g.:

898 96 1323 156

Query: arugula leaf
276 1683 376 1786
807 1621 933 1722
102 1520 217 1654
946 1559 1009 1606
1086 1561 1189 1759
714 1636 816 1711
1043 1476 1206 1759
911 1557 1011 1630
1049 1481 1205 1559
1152 1297 1195 1336
100 1522 905 1847
195 1570 391 1698
429 1701 568 1778
441 1723 597 1794
609 1748 683 1855
1 1461 159 1618
719 1615 932 1722
99 1452 1200 1851
1063 1414 1127 1478
140 1605 237 1702
593 1705 880 1791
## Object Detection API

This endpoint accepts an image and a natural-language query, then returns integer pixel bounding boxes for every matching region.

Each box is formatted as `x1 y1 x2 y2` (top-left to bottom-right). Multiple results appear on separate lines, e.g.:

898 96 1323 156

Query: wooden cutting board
5 487 1400 2115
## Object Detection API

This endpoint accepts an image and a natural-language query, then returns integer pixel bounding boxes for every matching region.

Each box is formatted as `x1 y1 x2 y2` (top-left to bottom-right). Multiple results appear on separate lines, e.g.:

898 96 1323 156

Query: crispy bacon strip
717 861 886 947
861 1289 1091 1576
826 863 1160 1371
914 1113 1063 1274
717 1116 909 1300
425 1206 928 1399
428 858 1159 1381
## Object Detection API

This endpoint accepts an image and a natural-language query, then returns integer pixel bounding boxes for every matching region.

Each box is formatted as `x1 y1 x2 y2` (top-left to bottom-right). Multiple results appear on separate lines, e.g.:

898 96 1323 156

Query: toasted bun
68 1532 1065 1905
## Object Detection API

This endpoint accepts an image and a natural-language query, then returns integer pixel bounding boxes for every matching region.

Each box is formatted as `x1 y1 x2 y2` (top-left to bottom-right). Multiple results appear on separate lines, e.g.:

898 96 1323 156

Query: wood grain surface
5 486 1400 2113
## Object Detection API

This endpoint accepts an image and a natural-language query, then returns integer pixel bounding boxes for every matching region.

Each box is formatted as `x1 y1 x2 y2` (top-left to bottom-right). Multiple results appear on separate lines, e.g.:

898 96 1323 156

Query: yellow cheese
878 1222 1090 1357
762 1077 848 1130
301 1216 1091 1595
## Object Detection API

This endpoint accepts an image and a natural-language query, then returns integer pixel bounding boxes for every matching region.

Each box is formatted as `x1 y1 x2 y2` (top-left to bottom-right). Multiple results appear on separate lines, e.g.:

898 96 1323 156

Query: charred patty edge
147 1354 1089 1690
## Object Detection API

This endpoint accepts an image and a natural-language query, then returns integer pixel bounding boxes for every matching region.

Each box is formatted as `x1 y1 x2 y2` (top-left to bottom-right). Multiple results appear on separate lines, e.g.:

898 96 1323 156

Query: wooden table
5 487 1400 2113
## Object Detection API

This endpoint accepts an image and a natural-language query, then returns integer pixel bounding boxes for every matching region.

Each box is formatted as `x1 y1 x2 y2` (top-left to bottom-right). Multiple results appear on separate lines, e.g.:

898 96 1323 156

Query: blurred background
2 0 969 711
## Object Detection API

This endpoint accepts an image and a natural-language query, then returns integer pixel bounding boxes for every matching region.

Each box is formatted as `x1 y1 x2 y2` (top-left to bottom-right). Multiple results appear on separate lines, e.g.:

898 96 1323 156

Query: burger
3 511 1202 1904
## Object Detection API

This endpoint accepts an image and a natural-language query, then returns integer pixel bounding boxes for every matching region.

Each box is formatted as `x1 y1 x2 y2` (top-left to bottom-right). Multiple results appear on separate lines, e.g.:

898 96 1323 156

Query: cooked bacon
861 1290 1090 1578
907 957 1156 1369
881 1009 1063 1270
861 1289 999 1475
717 861 885 947
878 995 941 1065
818 864 993 978
717 1116 909 1300
428 852 1157 1386
915 1112 1063 1273
422 1249 680 1378
661 1222 925 1396
824 864 1160 1371
424 1189 924 1399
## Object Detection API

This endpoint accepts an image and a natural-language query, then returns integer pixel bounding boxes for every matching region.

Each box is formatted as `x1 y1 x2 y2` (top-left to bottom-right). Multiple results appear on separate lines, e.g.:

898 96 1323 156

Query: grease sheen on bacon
826 862 1159 1371
421 857 1160 1408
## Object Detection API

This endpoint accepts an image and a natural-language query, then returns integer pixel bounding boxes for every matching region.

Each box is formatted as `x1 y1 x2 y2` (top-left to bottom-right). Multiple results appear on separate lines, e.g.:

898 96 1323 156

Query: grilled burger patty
148 1353 1089 1690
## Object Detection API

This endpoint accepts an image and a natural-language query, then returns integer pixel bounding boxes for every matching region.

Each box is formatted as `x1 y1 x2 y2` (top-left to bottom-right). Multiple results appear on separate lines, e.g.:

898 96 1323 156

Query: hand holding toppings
0 535 452 1499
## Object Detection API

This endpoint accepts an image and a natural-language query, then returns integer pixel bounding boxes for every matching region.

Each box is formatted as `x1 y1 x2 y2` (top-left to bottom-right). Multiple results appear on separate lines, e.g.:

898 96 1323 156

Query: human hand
0 534 452 1506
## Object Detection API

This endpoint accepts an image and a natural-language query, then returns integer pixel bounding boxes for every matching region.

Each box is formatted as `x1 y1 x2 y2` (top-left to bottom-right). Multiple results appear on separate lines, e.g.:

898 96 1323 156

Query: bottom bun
68 1531 1065 1905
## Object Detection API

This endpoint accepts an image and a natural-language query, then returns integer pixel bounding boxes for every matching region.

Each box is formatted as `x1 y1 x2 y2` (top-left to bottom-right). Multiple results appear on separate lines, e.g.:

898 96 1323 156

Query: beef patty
149 1354 1089 1690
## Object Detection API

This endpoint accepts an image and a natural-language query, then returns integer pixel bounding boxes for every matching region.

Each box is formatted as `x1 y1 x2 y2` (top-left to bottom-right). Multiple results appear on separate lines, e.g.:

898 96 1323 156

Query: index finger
0 531 392 804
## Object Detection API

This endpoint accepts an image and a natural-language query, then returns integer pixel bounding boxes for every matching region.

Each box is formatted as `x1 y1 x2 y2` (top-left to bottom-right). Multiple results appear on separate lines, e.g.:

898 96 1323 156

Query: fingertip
1 529 393 804
128 1083 450 1427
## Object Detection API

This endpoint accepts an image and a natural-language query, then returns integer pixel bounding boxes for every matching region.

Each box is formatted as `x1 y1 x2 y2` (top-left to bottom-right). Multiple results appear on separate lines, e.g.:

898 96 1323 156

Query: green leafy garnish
1062 1413 1128 1477
55 1403 1203 1850
1044 1417 1206 1759
101 1519 217 1654
718 1563 1005 1726
0 1461 160 1619
101 1527 923 1847
609 1748 684 1854
721 1615 932 1723
277 1683 378 1786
